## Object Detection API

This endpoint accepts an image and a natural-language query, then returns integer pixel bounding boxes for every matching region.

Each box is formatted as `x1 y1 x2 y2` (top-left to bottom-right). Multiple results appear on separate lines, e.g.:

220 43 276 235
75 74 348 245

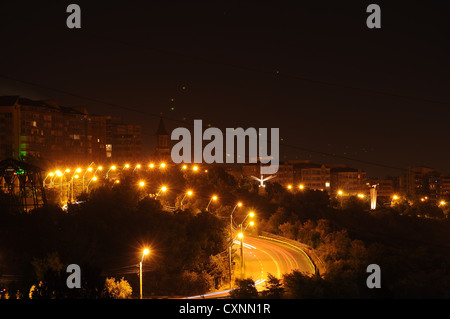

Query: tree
261 273 284 299
229 278 258 299
103 277 132 299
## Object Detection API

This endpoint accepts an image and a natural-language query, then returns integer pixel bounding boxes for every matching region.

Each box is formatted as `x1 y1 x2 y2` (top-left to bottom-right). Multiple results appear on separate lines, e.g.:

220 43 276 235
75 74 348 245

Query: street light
206 195 218 212
106 165 116 179
155 186 167 199
139 181 145 187
69 168 81 202
43 172 54 187
181 190 193 209
238 212 255 278
133 164 141 172
59 169 70 201
82 167 93 192
86 176 97 192
230 201 243 242
139 248 150 299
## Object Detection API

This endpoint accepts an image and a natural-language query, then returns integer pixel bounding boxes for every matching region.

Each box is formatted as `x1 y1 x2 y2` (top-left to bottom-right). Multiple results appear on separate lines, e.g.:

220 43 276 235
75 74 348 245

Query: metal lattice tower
0 158 47 213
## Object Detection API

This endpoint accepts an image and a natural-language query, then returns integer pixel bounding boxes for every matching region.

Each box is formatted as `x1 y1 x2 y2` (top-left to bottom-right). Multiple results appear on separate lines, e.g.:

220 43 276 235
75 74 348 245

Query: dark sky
1 0 449 177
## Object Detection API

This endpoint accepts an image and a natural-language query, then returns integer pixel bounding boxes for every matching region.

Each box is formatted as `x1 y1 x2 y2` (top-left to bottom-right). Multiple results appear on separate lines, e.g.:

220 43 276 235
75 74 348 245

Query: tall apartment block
0 96 141 168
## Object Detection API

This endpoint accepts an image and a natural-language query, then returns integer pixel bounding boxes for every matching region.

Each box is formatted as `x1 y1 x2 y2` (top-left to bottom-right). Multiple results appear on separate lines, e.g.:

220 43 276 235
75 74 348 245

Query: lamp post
82 167 93 192
206 195 218 212
93 166 103 177
230 202 243 235
69 168 81 202
155 186 167 199
229 202 242 288
43 172 54 187
140 248 150 299
50 170 62 187
105 165 116 179
238 212 255 278
86 176 97 192
181 190 193 210
60 169 70 202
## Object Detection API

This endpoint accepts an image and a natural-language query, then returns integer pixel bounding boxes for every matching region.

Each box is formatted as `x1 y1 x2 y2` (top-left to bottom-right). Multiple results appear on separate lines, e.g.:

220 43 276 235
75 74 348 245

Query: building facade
0 96 141 168
329 165 367 196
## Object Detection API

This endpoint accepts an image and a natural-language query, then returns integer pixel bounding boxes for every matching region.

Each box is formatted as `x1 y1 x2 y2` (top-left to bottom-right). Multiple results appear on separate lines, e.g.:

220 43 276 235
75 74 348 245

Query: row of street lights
42 162 209 204
138 183 219 211
228 201 255 286
44 162 206 188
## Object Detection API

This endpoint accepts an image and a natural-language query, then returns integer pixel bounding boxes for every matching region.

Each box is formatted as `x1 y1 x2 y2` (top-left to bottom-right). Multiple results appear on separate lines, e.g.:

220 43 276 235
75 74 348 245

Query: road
186 235 315 298
240 236 315 290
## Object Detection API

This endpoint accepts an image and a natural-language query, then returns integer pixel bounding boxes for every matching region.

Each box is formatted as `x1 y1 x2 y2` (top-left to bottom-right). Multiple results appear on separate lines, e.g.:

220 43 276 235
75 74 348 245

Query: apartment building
0 96 141 167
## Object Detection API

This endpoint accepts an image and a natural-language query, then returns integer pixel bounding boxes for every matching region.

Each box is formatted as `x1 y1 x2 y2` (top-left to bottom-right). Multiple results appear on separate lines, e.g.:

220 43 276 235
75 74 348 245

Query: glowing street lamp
230 201 243 240
139 248 150 299
82 167 93 192
139 181 145 188
106 165 117 179
122 163 130 171
86 176 97 192
155 186 167 199
299 184 304 190
69 168 82 202
133 164 141 172
192 165 199 172
43 172 54 187
160 163 166 169
148 163 155 169
58 169 71 198
238 212 255 277
181 190 193 209
206 195 218 212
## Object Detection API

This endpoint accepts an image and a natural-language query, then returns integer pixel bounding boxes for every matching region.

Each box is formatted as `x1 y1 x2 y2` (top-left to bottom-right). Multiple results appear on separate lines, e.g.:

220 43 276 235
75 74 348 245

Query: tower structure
0 158 47 213
154 117 171 162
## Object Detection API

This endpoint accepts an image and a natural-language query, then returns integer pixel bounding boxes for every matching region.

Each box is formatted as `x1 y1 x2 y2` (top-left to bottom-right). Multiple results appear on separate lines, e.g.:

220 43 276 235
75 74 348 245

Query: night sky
1 1 449 177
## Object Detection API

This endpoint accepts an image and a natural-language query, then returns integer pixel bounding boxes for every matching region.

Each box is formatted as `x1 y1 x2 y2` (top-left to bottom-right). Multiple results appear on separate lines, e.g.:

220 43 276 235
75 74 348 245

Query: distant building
105 116 142 164
289 160 331 192
329 165 367 196
440 175 450 198
401 166 442 200
0 96 141 167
